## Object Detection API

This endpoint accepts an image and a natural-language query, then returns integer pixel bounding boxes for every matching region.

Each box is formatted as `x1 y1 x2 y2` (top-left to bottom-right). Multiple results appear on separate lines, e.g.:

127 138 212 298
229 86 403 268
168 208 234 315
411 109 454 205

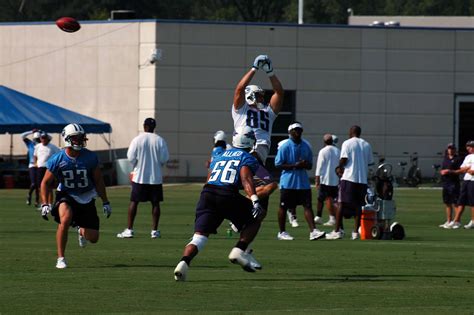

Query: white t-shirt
315 145 341 186
232 103 277 147
127 132 169 185
461 153 474 181
340 137 373 184
34 143 60 167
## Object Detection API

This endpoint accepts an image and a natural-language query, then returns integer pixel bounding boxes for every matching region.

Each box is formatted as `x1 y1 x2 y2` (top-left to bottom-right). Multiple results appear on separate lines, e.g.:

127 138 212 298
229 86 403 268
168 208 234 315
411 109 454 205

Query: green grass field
1 185 473 314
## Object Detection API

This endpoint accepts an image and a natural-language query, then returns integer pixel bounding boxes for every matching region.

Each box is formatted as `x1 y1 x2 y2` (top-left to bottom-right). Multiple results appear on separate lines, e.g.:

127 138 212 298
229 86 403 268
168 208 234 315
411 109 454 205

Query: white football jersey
460 153 474 181
232 103 277 147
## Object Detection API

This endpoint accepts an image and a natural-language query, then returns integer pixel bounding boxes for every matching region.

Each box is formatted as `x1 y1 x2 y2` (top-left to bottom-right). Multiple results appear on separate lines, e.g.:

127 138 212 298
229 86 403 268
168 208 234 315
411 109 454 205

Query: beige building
1 20 473 181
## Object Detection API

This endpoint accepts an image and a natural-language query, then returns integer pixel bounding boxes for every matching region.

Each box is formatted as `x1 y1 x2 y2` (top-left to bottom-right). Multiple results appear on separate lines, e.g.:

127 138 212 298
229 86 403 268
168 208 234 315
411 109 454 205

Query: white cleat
277 231 294 241
56 257 67 269
325 230 344 240
245 249 262 270
464 220 474 229
151 230 161 239
309 229 326 240
117 228 134 238
77 227 87 248
286 211 294 224
439 221 452 229
228 247 256 272
291 218 299 228
351 231 360 240
323 219 336 226
313 216 323 224
174 261 189 281
450 222 462 229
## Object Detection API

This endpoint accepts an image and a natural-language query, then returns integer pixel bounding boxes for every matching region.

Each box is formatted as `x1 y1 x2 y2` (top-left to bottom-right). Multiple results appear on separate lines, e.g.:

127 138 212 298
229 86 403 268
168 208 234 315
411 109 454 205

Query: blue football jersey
47 149 99 195
208 148 259 187
211 146 226 161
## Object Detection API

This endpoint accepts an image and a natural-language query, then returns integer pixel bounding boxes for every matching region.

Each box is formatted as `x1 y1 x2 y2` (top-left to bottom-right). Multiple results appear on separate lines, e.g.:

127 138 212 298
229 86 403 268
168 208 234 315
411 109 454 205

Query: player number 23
62 169 88 188
209 160 241 183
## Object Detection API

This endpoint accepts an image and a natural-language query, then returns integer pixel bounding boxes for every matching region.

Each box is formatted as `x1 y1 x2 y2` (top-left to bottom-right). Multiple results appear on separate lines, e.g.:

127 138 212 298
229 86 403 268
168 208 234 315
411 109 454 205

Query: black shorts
442 183 460 205
339 180 367 208
130 182 163 203
280 189 312 210
457 181 474 206
51 191 100 230
194 184 255 234
29 167 38 186
36 167 47 189
317 184 338 202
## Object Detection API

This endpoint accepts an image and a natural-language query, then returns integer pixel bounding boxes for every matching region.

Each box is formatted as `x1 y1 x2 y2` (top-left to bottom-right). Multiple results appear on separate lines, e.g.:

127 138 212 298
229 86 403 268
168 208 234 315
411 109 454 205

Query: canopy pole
10 134 13 161
99 133 113 162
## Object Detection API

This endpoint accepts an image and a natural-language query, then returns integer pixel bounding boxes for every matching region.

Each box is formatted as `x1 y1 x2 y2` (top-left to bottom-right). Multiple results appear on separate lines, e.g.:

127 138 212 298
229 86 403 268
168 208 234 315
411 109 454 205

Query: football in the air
55 17 81 33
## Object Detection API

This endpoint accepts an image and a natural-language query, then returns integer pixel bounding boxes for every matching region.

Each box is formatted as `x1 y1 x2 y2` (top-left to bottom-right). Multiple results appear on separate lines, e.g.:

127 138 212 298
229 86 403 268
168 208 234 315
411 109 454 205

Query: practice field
0 185 473 314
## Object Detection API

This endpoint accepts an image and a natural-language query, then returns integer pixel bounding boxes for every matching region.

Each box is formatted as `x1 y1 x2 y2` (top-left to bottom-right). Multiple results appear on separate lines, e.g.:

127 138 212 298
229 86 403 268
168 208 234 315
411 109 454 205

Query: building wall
1 20 473 179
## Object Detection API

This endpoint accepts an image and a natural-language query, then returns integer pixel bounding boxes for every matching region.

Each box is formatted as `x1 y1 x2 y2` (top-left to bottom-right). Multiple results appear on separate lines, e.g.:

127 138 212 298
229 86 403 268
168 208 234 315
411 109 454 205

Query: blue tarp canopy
0 85 112 134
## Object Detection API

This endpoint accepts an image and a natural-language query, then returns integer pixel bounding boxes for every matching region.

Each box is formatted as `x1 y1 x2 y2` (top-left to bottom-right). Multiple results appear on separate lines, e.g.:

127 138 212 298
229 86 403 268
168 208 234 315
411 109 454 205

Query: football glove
251 200 264 219
103 202 112 218
252 55 268 70
41 204 51 221
262 58 274 76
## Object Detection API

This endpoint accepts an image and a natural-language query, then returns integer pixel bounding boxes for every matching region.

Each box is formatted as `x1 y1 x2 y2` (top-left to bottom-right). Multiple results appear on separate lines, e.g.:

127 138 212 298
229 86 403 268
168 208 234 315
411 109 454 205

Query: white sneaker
151 230 161 239
287 211 294 224
450 222 462 229
245 249 262 270
277 231 294 240
326 230 343 240
309 229 326 240
77 227 87 248
314 216 323 224
464 220 474 229
117 228 134 238
228 247 256 272
323 219 336 226
174 261 189 281
291 218 299 228
351 231 360 240
439 221 452 229
56 257 67 269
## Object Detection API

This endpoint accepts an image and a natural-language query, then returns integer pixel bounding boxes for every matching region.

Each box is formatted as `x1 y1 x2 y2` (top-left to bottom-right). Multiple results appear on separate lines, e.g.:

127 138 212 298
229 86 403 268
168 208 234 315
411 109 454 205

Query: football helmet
62 123 88 151
245 85 265 109
214 130 226 143
232 126 256 149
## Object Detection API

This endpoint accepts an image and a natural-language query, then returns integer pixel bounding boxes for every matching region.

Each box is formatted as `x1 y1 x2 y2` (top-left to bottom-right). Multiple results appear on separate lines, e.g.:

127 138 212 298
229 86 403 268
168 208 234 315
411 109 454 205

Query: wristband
250 194 259 203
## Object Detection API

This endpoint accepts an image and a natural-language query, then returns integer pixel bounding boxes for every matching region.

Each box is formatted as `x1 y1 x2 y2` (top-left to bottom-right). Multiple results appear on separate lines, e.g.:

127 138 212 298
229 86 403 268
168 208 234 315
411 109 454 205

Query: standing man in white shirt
117 118 169 239
314 134 341 226
326 125 373 240
34 132 60 205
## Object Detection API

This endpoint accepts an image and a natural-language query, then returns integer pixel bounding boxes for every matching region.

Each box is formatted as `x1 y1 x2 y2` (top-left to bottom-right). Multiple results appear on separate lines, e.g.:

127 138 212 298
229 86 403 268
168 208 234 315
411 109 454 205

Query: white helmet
245 85 265 109
214 130 226 143
62 123 87 151
232 126 256 149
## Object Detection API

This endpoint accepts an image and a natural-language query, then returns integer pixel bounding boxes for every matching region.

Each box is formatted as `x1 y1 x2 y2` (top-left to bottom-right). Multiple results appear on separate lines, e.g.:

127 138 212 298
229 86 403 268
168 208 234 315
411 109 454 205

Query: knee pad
187 234 208 251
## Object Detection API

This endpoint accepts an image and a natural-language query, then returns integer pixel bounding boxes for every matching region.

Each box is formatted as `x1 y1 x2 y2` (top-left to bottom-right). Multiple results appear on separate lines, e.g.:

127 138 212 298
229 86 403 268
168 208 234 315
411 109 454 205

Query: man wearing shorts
173 126 265 281
117 117 169 239
326 125 373 240
274 122 326 241
39 123 111 269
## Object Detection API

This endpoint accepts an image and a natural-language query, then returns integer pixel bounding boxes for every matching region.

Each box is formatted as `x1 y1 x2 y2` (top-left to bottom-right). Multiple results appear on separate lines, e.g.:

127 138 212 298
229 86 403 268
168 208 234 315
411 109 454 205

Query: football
55 17 81 33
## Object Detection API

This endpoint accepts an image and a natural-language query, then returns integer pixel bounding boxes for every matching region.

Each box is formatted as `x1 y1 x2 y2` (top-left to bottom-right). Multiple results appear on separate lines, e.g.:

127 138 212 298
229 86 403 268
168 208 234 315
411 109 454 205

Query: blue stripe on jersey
208 148 259 187
47 149 99 194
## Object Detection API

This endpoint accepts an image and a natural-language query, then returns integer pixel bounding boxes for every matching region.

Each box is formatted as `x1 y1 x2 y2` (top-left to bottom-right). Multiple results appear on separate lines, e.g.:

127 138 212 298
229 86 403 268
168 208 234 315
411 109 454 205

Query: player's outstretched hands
41 204 51 221
103 202 112 218
251 200 264 219
262 58 274 76
252 55 268 70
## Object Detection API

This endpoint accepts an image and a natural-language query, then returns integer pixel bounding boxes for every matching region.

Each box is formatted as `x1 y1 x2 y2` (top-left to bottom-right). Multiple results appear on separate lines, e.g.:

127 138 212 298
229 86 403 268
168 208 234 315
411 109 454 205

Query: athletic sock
235 241 249 251
180 256 192 266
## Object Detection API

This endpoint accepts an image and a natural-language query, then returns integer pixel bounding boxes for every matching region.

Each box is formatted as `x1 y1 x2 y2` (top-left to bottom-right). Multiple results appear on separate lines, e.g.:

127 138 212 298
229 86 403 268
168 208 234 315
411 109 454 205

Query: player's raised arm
263 58 284 114
233 55 268 110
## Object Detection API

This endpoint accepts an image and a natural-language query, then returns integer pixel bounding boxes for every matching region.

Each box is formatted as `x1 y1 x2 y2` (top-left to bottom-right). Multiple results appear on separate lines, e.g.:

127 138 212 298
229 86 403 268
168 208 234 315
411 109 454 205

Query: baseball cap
144 117 156 127
466 140 474 147
446 143 455 149
288 122 303 132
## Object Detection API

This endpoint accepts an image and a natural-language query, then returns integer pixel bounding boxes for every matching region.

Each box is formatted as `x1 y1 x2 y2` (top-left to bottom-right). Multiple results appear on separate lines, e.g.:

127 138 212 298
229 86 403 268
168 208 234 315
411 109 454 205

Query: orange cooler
360 209 377 240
